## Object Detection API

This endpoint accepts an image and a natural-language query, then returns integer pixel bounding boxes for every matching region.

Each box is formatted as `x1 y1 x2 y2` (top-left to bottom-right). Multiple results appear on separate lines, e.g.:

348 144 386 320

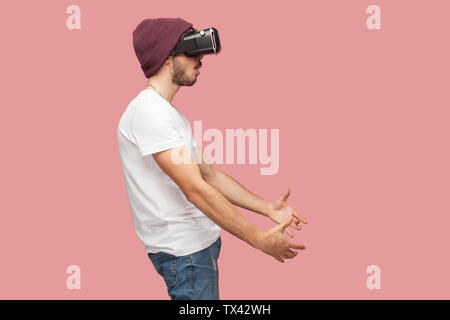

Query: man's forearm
186 180 264 249
203 168 273 217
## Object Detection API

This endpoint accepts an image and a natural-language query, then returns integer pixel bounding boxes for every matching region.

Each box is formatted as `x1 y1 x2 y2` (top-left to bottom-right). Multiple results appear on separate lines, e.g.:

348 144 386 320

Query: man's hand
267 188 308 238
257 216 306 263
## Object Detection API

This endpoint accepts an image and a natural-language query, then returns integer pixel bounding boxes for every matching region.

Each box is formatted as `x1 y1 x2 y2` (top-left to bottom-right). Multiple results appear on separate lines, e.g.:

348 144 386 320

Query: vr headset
171 27 221 58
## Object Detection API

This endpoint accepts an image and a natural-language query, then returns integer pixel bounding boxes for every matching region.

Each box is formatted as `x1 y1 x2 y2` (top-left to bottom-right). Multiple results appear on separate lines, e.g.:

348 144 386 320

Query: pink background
1 0 449 299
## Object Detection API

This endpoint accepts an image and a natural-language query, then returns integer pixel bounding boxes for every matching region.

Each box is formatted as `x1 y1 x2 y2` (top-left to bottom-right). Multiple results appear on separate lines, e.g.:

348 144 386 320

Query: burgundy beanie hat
133 17 193 78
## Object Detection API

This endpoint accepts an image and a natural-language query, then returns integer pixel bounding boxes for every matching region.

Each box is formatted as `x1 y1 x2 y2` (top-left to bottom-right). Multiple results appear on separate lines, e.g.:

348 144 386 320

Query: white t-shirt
117 89 221 256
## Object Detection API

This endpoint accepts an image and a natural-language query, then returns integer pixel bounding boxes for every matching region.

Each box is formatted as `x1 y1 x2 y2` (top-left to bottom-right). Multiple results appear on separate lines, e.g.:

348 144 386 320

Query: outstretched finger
283 250 297 259
285 228 294 238
293 211 308 224
288 242 306 250
280 216 294 233
281 188 291 202
291 221 302 231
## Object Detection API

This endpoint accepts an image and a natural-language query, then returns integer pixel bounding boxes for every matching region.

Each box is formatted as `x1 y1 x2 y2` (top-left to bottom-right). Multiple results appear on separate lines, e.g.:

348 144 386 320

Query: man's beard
171 59 197 87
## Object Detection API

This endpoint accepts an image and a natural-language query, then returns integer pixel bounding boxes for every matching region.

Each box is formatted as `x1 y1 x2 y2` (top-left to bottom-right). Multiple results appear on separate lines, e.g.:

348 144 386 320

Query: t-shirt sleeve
131 104 185 157
183 116 198 148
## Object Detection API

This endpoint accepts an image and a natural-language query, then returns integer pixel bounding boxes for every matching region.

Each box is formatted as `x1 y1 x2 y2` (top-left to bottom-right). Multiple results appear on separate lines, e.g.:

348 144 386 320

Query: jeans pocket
149 253 177 290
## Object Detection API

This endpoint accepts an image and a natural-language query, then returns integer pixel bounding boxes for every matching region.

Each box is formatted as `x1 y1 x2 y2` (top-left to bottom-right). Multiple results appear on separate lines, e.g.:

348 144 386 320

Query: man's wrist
263 200 274 218
248 227 266 251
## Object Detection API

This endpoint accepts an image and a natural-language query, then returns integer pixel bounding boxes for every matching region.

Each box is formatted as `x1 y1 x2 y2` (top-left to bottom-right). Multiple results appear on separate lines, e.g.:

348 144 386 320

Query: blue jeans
147 237 221 300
